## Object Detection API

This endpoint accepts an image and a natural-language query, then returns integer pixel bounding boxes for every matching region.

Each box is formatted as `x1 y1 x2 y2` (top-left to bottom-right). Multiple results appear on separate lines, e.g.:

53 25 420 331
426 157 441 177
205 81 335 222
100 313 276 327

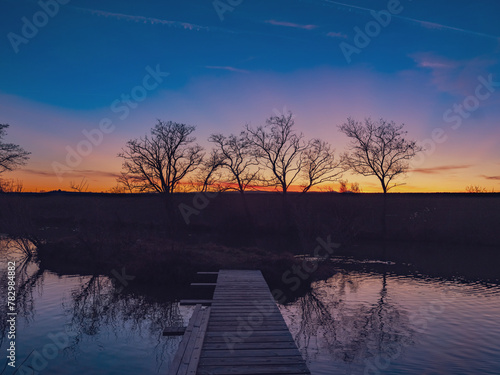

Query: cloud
414 59 456 69
481 175 500 180
73 7 210 31
410 53 499 95
265 20 317 30
411 164 472 174
77 169 121 179
205 66 250 74
22 168 120 179
326 31 348 39
21 169 54 177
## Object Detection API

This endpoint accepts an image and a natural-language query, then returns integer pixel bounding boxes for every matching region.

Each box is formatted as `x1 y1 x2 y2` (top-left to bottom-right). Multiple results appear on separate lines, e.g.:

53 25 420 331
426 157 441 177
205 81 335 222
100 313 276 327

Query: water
280 266 500 374
0 242 192 375
1 242 500 374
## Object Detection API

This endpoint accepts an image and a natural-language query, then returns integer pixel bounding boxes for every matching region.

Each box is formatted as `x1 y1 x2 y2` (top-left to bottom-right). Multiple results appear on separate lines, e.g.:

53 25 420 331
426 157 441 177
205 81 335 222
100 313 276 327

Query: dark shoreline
1 192 499 297
2 191 499 245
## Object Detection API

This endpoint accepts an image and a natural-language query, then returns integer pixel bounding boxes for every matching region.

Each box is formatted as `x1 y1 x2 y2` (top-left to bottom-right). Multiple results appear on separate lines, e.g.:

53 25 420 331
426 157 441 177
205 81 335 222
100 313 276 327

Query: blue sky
1 0 499 191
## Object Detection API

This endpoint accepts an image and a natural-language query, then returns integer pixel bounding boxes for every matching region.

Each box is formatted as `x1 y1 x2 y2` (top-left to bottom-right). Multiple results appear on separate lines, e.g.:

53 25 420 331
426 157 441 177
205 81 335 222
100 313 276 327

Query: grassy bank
0 192 499 289
1 191 499 245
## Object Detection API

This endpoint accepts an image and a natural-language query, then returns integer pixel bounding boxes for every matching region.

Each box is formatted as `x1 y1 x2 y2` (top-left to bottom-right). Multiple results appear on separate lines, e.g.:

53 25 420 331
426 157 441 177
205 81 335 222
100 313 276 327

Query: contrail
71 7 211 31
69 6 316 44
319 0 500 41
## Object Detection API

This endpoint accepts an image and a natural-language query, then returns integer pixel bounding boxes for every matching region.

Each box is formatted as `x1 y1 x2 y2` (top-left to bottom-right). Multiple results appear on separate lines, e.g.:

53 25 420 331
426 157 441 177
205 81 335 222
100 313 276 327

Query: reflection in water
283 271 414 366
0 242 187 374
2 240 500 375
281 261 500 375
0 251 44 348
63 274 184 370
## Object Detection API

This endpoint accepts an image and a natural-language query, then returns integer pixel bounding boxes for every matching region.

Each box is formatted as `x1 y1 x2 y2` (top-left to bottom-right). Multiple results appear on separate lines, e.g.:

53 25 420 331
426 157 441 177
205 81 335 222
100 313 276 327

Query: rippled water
281 269 500 375
0 244 192 375
1 242 500 374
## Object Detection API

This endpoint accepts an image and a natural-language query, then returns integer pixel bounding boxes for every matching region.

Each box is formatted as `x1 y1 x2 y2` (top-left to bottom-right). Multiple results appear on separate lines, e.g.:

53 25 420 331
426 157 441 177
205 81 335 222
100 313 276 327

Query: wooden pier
168 270 310 375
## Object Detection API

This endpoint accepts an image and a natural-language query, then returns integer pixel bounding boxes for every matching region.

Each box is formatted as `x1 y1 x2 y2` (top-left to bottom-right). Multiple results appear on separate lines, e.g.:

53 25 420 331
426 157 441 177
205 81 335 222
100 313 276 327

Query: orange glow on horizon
4 170 489 194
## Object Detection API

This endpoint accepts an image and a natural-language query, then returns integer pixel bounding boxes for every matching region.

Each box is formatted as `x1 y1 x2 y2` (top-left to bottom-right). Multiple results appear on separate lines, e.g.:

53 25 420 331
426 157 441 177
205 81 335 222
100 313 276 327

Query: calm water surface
1 243 499 374
280 266 500 375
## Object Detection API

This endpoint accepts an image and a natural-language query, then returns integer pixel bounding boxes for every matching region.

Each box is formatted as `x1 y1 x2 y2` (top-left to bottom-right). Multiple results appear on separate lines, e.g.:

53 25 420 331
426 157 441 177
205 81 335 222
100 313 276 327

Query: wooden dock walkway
169 270 310 375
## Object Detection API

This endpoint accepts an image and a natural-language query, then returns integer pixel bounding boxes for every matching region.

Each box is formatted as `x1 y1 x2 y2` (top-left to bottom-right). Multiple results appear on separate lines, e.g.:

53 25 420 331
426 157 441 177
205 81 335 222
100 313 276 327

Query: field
1 192 499 290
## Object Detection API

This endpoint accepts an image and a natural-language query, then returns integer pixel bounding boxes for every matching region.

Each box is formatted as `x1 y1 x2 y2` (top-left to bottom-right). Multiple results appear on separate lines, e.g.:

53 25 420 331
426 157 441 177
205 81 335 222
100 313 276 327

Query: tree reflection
0 241 185 372
0 245 44 347
62 274 185 369
287 270 415 366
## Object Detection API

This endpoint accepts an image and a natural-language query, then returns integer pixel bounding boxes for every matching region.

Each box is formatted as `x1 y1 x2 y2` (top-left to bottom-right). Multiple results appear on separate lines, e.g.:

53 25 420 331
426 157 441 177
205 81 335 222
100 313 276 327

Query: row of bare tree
0 116 423 194
116 112 423 195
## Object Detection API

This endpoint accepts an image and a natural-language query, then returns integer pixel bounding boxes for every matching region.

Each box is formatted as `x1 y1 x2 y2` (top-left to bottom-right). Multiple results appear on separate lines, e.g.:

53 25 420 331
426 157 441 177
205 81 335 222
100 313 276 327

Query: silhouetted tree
350 181 361 193
118 121 203 194
338 179 361 193
339 118 423 194
0 178 24 193
245 112 306 195
195 148 226 192
115 172 146 193
301 139 343 193
338 179 349 193
0 124 30 177
70 178 89 192
208 133 260 193
465 185 489 193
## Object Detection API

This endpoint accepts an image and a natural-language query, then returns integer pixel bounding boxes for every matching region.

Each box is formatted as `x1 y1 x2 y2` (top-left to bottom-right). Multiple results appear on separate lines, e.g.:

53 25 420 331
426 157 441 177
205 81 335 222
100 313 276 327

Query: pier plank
169 270 310 375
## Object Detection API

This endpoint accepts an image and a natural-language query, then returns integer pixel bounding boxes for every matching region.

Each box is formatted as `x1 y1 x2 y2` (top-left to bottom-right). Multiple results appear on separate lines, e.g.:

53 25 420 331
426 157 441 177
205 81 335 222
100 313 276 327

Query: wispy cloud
205 66 249 74
411 164 472 174
265 20 317 30
78 169 121 179
326 31 348 39
481 175 500 180
410 53 498 95
73 7 210 31
320 0 500 41
23 168 120 179
415 59 455 69
22 169 54 177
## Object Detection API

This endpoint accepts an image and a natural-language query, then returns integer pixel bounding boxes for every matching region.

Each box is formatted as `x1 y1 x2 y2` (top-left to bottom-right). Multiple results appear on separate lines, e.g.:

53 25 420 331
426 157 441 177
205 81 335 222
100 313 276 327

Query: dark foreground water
1 242 499 375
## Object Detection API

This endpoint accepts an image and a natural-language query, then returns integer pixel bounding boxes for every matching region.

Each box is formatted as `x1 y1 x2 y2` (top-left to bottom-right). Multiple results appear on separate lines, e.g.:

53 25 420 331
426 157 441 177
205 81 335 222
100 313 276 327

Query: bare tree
465 185 489 193
208 133 260 193
339 118 423 194
245 112 306 195
338 179 349 193
350 181 361 193
107 185 125 194
300 139 343 193
70 178 89 192
338 179 361 193
116 172 151 193
0 178 24 193
195 148 226 192
0 124 30 174
118 121 203 194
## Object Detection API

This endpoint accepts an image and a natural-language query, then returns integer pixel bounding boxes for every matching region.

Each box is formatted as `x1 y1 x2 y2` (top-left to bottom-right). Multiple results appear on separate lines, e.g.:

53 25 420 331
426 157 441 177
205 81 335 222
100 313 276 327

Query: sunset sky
1 0 499 192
